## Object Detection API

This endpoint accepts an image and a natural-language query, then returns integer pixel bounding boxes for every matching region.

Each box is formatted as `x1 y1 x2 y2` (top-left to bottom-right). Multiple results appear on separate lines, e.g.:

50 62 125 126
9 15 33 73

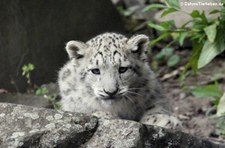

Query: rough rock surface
83 119 144 147
0 103 97 147
144 126 223 148
0 103 224 148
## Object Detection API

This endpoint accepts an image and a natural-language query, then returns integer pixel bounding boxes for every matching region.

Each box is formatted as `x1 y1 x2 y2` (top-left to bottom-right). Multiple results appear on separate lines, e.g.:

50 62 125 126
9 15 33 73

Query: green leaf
184 42 202 74
35 87 48 96
198 30 225 69
221 8 225 20
154 47 174 61
209 9 220 15
171 32 179 40
201 11 208 23
117 5 139 16
22 71 26 76
22 66 28 72
167 54 180 67
160 20 175 29
165 0 180 9
154 52 165 61
204 22 218 43
28 63 34 70
161 8 177 17
190 10 201 18
143 4 167 12
190 10 208 23
162 47 174 57
179 32 189 46
191 84 223 98
147 21 166 31
150 32 169 46
217 93 225 116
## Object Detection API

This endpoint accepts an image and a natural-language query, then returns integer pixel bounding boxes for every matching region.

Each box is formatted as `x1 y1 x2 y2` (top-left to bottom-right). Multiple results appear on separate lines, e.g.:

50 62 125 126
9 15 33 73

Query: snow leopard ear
65 41 88 59
127 34 149 59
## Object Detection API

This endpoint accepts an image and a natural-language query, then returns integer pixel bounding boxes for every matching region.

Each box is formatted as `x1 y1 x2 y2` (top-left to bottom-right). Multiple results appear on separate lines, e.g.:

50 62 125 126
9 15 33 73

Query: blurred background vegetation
116 0 225 141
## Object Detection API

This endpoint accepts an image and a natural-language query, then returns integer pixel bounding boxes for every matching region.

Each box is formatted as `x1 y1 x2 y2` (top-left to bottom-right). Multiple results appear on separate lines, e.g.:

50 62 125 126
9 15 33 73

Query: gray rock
83 118 223 148
0 83 61 109
0 93 51 108
0 103 98 148
0 0 125 92
144 125 224 148
0 103 223 148
82 119 144 148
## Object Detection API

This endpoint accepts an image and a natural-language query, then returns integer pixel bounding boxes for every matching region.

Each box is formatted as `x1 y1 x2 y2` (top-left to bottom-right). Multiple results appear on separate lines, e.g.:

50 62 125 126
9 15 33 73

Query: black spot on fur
153 117 157 123
90 59 93 64
94 52 99 58
123 55 127 61
165 121 171 126
113 44 117 48
119 59 121 65
80 72 87 81
113 50 118 57
113 50 121 57
131 65 142 76
61 69 71 80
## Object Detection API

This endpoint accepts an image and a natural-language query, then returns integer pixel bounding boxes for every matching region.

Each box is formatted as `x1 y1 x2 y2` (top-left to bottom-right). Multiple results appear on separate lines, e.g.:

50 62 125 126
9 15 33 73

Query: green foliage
144 0 225 71
22 63 35 86
191 83 223 106
117 5 140 17
165 0 180 10
35 87 61 110
154 47 180 67
35 87 49 96
167 55 180 67
143 0 225 136
143 4 166 12
191 84 222 98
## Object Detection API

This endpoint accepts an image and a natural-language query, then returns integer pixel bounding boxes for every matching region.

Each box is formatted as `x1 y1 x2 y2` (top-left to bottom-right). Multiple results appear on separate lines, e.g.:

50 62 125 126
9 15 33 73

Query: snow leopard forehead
86 33 129 66
87 33 127 50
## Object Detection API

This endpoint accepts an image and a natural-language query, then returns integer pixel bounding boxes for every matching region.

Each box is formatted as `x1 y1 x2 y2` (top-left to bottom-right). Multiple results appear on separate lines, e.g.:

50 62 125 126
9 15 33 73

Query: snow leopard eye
91 68 100 75
118 67 128 74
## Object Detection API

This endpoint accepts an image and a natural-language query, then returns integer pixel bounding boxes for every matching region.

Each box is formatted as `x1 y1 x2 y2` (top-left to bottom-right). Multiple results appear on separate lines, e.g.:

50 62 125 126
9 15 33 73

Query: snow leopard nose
103 88 118 97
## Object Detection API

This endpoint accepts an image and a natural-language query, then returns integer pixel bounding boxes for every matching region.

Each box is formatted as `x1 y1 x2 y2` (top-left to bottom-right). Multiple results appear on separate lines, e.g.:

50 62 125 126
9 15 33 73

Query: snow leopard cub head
66 33 149 101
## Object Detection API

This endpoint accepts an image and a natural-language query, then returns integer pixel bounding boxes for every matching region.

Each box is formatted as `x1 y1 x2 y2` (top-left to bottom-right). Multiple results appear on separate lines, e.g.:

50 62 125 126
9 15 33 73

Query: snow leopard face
64 33 149 102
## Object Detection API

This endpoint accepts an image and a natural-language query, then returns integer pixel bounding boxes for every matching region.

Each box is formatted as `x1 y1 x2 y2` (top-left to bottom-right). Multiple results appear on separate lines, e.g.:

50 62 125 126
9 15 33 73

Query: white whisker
124 95 135 104
126 91 143 96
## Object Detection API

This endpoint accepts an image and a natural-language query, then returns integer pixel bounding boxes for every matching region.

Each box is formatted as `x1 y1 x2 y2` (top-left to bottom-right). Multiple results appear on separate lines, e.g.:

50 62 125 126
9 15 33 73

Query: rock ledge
0 103 223 148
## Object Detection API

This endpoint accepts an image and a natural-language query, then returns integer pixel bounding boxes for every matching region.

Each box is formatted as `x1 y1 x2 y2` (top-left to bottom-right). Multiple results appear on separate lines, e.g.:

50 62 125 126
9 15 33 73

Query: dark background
0 0 125 92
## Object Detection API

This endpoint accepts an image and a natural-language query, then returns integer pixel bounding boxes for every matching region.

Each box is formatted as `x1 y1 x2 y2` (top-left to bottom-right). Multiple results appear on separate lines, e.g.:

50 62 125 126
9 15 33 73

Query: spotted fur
58 33 181 129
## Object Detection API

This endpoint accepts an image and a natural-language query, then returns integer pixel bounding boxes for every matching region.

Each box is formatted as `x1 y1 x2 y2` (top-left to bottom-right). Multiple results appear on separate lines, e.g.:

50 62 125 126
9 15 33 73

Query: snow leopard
58 32 181 129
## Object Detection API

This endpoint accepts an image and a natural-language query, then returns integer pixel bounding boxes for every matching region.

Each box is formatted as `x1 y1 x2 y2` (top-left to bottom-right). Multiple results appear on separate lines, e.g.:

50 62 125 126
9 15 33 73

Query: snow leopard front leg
140 108 182 130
